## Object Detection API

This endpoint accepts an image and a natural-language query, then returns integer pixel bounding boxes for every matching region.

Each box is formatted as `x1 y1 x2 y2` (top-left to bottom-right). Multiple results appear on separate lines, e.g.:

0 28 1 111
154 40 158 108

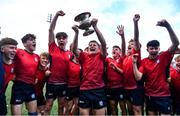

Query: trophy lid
74 12 91 22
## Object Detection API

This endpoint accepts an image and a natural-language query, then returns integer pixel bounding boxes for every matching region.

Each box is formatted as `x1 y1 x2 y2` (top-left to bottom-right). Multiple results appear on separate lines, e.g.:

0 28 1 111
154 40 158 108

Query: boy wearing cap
44 10 72 115
0 37 18 115
132 19 179 115
10 34 39 115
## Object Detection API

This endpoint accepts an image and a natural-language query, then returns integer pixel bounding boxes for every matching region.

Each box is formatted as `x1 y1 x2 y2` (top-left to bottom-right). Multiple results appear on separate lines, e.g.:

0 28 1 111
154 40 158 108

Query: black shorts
106 87 126 101
125 88 144 106
0 93 7 115
10 81 37 105
145 96 172 114
37 95 46 106
45 83 67 99
79 88 107 109
65 87 79 101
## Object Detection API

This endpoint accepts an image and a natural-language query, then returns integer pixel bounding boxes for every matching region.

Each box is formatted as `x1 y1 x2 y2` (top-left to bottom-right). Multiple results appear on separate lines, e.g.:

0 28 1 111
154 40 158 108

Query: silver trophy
74 12 94 36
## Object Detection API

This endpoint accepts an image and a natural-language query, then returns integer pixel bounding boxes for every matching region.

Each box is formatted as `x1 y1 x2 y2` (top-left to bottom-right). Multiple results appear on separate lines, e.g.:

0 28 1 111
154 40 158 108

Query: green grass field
5 81 58 115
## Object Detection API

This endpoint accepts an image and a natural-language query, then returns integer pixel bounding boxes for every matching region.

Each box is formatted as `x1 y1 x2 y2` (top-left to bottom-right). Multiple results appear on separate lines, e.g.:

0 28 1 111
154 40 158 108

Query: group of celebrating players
0 10 180 115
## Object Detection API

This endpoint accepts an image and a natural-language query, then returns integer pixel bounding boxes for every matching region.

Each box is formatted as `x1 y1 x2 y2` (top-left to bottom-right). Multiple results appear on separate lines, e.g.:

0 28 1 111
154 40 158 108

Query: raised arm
133 14 141 51
132 54 143 81
48 10 65 45
157 20 179 53
72 25 79 57
116 25 126 57
91 18 107 57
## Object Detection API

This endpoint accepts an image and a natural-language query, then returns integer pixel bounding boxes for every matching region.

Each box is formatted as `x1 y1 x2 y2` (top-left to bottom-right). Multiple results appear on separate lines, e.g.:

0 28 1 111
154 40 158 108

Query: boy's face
112 47 121 58
40 55 49 67
57 36 67 49
175 57 180 71
1 44 17 60
24 37 36 52
147 46 160 58
126 44 132 56
88 42 99 54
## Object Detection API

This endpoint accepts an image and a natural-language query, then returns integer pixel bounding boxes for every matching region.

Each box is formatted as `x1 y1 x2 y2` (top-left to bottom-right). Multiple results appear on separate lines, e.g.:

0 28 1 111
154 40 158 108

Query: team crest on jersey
34 57 38 62
11 68 14 73
156 59 160 64
68 54 71 59
116 59 119 63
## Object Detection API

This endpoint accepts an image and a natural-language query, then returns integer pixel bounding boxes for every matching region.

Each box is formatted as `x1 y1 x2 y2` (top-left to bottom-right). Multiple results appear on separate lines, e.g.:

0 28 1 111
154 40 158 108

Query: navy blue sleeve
0 53 4 92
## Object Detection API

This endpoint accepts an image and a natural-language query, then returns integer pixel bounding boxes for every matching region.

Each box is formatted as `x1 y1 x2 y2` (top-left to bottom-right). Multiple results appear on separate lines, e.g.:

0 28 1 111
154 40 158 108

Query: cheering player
10 34 39 115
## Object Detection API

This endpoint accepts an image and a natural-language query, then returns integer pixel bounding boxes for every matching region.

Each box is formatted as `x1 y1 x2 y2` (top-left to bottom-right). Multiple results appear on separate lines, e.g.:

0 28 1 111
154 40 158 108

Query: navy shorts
106 87 126 101
79 88 107 109
10 81 37 104
0 93 7 115
125 88 144 106
45 84 67 99
65 86 79 101
145 96 172 114
172 102 180 115
37 95 46 106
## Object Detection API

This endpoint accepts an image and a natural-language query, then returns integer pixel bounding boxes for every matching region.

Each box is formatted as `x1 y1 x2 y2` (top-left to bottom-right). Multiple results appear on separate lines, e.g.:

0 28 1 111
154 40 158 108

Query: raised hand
133 14 140 22
132 53 139 63
156 19 170 27
91 18 98 27
72 25 79 33
56 10 65 16
116 25 124 37
45 70 51 77
109 62 117 70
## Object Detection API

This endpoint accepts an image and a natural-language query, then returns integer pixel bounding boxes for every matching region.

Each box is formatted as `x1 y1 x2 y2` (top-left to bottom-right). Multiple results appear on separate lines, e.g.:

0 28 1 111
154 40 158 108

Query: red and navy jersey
139 50 173 96
67 58 81 87
14 49 39 84
79 52 105 90
35 69 46 97
2 63 15 92
106 57 124 88
170 66 180 103
123 48 141 89
48 42 71 84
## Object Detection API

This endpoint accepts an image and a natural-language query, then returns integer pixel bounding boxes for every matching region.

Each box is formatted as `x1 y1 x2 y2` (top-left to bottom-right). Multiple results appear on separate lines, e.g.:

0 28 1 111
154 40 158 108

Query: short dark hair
0 37 18 47
128 39 134 43
56 32 68 39
40 52 50 59
89 40 100 47
21 33 36 43
146 40 160 47
113 45 121 50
